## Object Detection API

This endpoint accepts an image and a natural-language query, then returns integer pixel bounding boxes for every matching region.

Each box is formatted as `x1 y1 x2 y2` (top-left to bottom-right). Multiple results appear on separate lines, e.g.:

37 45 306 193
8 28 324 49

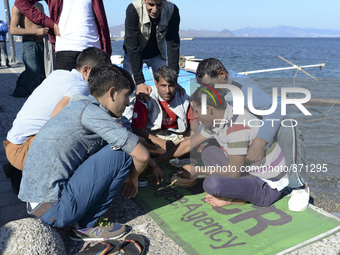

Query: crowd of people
2 0 310 249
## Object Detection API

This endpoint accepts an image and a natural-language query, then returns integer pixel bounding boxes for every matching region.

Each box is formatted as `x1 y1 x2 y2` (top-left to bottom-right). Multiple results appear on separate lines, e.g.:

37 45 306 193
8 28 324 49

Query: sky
1 0 340 31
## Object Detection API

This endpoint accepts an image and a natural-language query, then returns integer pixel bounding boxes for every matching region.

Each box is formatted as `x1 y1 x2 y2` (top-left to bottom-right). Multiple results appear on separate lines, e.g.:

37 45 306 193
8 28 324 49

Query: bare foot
204 194 246 207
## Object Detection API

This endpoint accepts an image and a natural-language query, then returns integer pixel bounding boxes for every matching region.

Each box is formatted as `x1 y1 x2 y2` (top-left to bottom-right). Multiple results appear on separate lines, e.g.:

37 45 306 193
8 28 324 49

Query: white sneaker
288 187 310 212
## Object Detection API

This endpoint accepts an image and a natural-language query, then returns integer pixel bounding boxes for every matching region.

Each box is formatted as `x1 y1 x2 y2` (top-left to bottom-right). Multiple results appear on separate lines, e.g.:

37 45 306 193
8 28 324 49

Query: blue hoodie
0 20 8 41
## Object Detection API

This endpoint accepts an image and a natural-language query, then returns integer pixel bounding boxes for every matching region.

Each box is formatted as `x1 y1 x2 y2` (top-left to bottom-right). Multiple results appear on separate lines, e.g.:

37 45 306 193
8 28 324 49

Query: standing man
14 0 112 70
0 18 10 67
10 3 48 97
122 0 180 129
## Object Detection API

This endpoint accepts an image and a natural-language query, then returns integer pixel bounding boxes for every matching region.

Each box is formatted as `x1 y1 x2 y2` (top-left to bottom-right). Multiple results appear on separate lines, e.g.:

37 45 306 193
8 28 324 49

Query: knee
203 175 223 195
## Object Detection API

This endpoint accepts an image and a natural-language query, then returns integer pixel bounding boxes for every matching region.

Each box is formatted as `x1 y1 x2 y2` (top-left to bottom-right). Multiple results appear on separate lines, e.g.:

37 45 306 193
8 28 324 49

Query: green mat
134 165 340 255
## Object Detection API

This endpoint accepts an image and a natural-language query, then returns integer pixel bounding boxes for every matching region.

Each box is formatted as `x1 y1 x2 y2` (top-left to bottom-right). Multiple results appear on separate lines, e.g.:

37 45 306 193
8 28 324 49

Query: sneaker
69 217 126 242
288 186 310 212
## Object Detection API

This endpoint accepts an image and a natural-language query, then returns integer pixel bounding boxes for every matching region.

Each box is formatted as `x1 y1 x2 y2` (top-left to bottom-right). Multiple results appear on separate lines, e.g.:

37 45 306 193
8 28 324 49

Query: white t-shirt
55 0 101 52
7 69 89 144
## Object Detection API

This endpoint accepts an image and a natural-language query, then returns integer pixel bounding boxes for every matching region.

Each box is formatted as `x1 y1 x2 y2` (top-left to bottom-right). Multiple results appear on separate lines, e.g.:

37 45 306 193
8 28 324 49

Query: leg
40 145 133 228
145 54 167 78
277 124 306 188
22 40 46 94
201 143 229 167
121 53 137 130
203 174 282 207
4 136 35 170
0 41 10 66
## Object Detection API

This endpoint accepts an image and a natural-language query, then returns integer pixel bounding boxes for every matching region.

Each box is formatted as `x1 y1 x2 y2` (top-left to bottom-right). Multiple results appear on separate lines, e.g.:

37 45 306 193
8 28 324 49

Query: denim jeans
121 53 166 130
0 41 9 66
40 145 133 228
21 39 45 94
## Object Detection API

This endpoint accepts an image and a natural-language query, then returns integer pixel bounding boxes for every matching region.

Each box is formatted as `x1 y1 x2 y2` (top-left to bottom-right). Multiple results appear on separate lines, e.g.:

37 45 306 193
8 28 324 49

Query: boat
180 37 194 41
110 55 340 109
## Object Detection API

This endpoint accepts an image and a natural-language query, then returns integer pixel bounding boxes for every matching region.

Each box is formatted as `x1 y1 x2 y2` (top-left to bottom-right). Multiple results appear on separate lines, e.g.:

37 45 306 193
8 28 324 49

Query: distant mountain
231 26 340 37
109 24 125 38
179 29 234 38
109 25 340 38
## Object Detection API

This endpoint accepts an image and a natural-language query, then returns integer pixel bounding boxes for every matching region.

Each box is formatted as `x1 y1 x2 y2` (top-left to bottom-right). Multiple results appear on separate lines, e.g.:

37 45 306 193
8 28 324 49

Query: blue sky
1 0 339 31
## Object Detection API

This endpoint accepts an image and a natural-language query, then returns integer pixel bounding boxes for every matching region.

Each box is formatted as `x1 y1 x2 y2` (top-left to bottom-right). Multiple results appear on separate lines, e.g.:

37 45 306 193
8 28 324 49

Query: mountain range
110 25 340 38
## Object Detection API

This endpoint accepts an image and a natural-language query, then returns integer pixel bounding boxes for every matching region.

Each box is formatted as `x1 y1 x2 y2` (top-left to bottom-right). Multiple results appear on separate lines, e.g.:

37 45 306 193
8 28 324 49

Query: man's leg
40 145 132 228
145 55 167 77
22 40 46 94
0 41 10 66
203 174 282 207
4 136 35 171
277 124 306 188
121 53 137 130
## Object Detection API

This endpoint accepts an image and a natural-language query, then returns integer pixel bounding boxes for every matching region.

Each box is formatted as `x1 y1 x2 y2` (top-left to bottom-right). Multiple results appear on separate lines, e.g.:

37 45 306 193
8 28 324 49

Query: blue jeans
20 39 45 95
121 53 166 130
0 41 9 66
40 145 132 228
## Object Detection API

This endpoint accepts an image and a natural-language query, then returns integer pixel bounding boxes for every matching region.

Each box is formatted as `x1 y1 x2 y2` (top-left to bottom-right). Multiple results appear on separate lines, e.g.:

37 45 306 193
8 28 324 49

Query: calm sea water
13 38 340 190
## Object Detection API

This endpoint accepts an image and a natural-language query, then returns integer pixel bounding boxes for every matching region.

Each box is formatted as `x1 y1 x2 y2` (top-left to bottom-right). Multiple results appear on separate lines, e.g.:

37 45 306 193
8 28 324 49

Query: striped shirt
200 104 288 191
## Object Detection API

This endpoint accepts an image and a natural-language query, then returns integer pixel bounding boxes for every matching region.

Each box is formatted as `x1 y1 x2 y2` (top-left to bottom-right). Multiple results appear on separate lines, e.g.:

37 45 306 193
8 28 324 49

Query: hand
53 23 61 37
120 176 139 199
152 167 164 185
177 83 186 97
35 27 49 37
136 83 152 102
245 137 267 163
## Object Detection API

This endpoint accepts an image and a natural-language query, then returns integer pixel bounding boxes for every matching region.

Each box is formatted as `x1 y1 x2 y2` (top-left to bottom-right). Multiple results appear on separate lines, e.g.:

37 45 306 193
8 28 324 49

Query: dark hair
190 87 227 110
88 64 135 97
75 47 111 70
196 58 228 80
154 66 178 86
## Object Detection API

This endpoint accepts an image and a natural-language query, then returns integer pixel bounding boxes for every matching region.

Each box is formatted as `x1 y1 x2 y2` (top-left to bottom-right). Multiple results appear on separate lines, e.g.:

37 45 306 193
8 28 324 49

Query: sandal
76 240 120 254
109 234 145 255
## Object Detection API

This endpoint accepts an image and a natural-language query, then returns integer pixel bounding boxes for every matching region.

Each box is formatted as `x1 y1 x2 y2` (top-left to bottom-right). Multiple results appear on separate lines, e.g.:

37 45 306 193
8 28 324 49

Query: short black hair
190 87 227 110
154 66 178 86
196 58 228 80
75 47 111 70
88 64 135 97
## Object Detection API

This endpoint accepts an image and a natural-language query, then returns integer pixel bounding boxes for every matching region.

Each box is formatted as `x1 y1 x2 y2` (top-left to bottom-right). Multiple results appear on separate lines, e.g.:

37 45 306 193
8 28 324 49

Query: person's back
7 69 89 145
54 0 111 70
4 47 111 173
56 0 100 52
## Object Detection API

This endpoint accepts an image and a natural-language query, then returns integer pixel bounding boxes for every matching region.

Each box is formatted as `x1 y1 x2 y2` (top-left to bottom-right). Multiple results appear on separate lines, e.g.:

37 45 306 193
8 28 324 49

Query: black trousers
55 51 81 71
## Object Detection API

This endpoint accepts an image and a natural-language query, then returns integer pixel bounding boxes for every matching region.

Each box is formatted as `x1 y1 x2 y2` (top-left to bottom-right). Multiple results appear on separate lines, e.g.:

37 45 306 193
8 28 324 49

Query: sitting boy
19 64 150 241
131 66 194 156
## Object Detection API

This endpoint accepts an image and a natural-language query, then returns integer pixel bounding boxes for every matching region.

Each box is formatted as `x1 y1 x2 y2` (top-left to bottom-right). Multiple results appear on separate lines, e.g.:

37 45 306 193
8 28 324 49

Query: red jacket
14 0 112 55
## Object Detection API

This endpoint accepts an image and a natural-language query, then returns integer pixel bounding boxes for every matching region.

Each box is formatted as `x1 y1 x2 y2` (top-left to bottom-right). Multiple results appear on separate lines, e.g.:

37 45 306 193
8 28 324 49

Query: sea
12 37 340 208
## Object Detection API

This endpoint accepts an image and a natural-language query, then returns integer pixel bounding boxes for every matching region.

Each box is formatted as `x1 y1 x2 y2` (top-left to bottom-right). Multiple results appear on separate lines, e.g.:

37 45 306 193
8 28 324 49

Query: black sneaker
69 217 126 242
